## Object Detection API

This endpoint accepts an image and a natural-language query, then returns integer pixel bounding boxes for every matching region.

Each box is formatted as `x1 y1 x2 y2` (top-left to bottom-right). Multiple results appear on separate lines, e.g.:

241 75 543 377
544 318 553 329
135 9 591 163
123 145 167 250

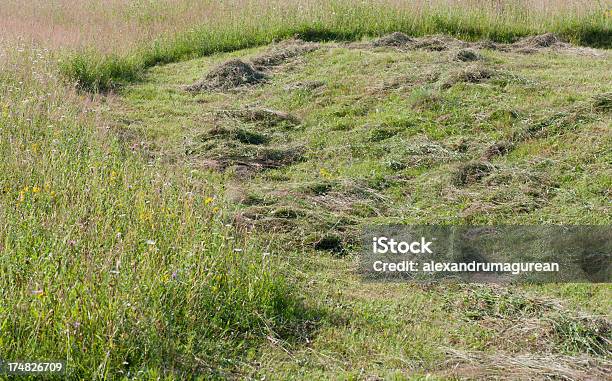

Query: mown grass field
1 1 611 379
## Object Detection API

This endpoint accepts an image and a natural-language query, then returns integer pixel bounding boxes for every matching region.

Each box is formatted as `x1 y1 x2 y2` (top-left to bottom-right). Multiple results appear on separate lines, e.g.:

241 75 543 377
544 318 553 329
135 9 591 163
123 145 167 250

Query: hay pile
515 33 565 48
371 32 413 48
184 59 267 91
512 33 570 53
185 39 320 92
441 65 496 89
453 48 483 62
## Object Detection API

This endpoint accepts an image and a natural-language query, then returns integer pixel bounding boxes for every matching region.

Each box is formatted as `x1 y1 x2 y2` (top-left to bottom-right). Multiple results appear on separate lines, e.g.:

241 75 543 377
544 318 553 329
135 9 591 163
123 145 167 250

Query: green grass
59 2 612 91
0 49 305 379
95 39 612 378
2 9 611 378
112 42 611 229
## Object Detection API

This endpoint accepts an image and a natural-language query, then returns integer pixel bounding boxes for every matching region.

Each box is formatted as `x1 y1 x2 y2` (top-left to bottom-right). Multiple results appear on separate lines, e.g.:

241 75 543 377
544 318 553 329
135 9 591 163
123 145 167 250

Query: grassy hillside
102 35 611 378
1 1 611 379
111 37 611 230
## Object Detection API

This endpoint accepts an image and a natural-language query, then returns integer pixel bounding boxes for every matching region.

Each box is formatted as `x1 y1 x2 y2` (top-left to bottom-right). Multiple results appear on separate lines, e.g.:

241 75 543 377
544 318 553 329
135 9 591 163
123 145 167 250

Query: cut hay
443 349 612 380
184 59 267 92
593 92 612 112
284 80 325 91
453 48 483 62
482 140 514 160
515 33 565 48
452 161 495 186
212 146 305 173
250 39 320 69
512 33 571 54
412 35 468 51
441 65 495 89
371 32 413 48
214 108 301 127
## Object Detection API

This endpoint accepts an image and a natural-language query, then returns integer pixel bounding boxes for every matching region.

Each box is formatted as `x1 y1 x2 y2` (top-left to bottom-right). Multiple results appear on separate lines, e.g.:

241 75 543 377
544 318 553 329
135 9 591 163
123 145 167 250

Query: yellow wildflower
204 196 214 205
139 211 151 222
32 186 41 194
319 168 332 179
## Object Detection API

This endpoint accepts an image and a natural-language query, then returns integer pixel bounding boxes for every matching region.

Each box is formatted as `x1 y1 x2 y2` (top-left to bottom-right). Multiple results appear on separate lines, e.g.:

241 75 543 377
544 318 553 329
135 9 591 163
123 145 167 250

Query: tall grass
1 1 608 51
0 45 300 378
1 0 608 91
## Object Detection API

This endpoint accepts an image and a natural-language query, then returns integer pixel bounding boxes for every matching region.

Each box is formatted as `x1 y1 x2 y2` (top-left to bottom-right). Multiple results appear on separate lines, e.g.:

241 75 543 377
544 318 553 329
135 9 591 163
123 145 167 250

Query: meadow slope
1 1 611 379
104 34 612 379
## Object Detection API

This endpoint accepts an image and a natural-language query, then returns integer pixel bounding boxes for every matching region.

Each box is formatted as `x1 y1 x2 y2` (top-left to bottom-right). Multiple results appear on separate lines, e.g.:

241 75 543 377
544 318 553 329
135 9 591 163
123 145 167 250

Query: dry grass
443 348 612 380
0 0 608 53
0 0 224 53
